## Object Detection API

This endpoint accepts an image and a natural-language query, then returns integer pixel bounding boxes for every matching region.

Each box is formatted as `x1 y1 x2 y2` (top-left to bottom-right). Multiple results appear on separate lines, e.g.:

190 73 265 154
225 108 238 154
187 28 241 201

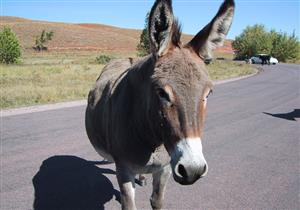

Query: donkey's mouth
172 172 201 185
172 164 203 185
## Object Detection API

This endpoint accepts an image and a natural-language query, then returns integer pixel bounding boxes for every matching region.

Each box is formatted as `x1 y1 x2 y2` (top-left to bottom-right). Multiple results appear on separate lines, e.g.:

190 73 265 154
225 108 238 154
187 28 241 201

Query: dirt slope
0 16 233 54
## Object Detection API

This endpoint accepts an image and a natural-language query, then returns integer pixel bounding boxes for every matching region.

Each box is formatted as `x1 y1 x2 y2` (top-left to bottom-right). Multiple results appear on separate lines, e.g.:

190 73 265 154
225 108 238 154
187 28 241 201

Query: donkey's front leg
116 165 137 210
150 165 171 210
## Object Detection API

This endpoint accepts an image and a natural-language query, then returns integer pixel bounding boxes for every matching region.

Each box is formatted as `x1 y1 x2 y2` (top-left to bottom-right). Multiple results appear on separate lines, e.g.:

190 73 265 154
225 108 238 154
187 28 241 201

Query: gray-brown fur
85 0 234 209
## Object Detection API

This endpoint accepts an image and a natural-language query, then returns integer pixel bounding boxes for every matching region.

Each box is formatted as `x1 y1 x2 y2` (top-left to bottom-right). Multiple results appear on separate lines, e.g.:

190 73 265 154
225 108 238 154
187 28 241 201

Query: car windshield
255 54 269 57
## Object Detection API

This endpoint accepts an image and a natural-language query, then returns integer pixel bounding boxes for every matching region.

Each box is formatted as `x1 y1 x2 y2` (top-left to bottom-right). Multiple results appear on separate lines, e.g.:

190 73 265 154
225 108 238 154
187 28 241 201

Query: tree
232 24 272 59
34 30 54 51
233 24 300 62
0 27 21 64
136 12 150 57
270 31 299 62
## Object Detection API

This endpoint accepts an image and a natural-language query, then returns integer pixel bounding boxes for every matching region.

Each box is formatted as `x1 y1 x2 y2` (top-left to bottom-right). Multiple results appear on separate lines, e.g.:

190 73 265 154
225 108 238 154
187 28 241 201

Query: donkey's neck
124 55 163 151
127 55 155 82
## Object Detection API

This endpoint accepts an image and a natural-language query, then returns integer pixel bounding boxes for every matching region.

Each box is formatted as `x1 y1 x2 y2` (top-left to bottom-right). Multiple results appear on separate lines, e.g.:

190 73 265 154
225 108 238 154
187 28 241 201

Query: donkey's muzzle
173 160 208 185
171 138 208 185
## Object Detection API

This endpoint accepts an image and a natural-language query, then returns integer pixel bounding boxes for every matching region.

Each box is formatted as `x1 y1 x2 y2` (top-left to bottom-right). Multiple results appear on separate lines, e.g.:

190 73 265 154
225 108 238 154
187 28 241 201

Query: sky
1 0 299 39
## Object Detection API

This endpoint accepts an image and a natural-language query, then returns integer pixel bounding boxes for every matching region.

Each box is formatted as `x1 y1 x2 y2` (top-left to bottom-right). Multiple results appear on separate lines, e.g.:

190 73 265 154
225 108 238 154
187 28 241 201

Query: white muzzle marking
174 138 207 164
171 138 208 177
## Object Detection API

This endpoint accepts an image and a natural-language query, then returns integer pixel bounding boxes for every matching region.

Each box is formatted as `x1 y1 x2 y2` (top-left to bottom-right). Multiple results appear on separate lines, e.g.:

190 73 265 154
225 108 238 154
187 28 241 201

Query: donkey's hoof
136 174 147 186
150 199 163 210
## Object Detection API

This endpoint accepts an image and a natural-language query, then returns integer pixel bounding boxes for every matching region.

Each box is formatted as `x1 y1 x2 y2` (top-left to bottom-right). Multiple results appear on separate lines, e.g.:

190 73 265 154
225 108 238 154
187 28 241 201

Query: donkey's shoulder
101 58 135 74
87 57 146 108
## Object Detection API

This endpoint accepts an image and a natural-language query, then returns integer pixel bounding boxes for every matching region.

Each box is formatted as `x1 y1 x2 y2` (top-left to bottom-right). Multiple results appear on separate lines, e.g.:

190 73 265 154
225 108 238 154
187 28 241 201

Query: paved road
1 64 299 210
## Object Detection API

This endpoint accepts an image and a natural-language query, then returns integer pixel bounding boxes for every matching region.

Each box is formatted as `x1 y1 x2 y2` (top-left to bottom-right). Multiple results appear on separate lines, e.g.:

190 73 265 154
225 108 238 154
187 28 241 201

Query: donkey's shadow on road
32 155 120 210
263 109 300 121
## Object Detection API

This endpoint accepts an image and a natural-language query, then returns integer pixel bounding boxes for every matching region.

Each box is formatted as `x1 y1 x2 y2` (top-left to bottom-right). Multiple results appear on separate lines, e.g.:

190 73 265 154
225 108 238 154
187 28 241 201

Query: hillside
0 16 233 55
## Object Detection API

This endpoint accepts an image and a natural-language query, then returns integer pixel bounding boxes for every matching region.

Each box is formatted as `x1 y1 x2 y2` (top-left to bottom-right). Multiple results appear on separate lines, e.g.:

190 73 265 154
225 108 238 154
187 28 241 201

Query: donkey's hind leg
150 165 171 210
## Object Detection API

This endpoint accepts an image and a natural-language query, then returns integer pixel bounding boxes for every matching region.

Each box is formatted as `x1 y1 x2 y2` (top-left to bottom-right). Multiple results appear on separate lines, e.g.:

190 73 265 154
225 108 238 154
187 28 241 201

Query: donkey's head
148 0 234 185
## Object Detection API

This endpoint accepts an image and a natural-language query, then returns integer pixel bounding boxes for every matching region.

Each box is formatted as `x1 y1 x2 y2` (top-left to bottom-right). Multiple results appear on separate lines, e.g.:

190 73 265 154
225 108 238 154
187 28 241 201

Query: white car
250 55 279 65
269 57 279 64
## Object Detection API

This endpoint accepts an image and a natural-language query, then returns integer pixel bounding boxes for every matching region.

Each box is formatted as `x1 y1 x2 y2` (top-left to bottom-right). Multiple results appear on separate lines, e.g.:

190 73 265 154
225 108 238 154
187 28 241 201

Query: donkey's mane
172 19 182 47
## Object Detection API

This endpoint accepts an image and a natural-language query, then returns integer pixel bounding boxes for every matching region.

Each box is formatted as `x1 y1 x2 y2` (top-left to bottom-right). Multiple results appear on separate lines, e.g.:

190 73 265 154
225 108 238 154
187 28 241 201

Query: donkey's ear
186 0 235 60
148 0 174 57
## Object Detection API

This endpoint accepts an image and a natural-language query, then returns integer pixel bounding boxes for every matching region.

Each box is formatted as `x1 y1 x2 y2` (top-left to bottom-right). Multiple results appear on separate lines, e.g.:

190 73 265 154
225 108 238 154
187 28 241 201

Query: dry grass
0 53 104 109
1 64 102 108
207 60 257 81
0 17 243 109
0 51 256 109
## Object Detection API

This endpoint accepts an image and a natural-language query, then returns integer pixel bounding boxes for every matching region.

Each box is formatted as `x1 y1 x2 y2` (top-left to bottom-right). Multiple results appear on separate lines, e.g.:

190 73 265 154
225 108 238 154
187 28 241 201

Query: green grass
207 60 257 81
0 63 104 109
214 52 235 60
0 52 256 109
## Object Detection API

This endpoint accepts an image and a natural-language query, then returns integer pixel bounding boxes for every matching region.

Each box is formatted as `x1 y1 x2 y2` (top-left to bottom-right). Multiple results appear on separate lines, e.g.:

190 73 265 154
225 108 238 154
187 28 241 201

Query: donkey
85 0 234 209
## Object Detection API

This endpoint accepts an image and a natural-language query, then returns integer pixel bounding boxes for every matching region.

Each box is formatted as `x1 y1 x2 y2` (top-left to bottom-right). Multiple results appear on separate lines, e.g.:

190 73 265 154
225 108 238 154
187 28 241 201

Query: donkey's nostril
178 164 187 178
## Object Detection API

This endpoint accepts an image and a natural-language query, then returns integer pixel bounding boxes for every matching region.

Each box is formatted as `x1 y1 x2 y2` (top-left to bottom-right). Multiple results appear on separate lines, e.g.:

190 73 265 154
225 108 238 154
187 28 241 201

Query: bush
0 27 21 64
95 54 114 64
34 30 54 51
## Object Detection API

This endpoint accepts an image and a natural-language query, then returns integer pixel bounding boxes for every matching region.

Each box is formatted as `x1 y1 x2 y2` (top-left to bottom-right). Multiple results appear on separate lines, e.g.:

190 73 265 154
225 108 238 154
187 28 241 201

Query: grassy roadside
0 63 103 109
0 52 106 109
0 52 256 109
207 60 257 81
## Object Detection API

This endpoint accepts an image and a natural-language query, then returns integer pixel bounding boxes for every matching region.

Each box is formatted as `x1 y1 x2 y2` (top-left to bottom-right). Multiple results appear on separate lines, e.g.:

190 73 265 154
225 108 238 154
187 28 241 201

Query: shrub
34 30 54 51
95 54 114 64
0 27 21 64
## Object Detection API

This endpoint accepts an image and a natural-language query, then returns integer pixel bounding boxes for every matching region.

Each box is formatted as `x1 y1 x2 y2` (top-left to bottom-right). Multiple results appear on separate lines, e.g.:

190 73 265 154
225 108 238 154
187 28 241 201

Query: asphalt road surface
1 64 299 210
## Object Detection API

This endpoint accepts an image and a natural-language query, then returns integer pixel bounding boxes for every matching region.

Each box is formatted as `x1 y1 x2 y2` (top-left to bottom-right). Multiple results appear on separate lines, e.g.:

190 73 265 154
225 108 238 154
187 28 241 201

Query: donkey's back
85 57 140 161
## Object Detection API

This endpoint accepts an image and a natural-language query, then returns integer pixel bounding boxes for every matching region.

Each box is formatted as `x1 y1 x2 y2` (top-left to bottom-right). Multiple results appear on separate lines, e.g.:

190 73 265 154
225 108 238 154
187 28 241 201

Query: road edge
213 67 261 85
1 100 87 117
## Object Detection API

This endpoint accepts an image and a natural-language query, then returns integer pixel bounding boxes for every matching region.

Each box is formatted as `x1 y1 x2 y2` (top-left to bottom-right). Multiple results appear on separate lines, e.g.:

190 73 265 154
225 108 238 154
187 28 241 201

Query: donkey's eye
204 89 213 101
206 90 213 99
157 88 170 102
